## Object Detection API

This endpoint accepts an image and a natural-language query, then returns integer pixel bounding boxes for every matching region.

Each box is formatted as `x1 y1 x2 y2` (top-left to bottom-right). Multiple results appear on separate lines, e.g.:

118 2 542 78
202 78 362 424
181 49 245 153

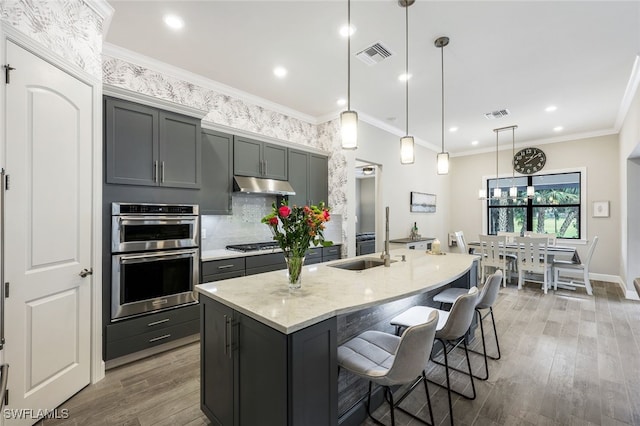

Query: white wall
352 121 451 252
450 134 620 277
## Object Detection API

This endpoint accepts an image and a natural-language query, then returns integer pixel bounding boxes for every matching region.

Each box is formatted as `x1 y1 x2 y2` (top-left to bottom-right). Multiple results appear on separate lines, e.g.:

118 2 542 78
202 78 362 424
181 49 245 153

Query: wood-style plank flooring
40 281 640 426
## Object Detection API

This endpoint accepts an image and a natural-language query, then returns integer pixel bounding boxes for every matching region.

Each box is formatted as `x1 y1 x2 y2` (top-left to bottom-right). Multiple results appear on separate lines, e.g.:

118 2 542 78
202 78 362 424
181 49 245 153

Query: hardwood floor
40 280 640 426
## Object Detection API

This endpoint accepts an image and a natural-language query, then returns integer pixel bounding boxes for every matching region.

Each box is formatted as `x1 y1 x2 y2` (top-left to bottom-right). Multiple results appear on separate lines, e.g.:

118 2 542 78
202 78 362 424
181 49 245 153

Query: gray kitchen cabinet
322 245 341 262
105 96 201 189
200 296 337 426
245 252 286 275
233 136 287 180
201 129 233 215
287 149 328 206
201 257 245 283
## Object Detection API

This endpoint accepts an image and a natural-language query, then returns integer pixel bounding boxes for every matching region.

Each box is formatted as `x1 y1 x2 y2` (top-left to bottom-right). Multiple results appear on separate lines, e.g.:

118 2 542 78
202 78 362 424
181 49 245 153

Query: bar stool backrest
477 270 503 310
436 286 479 341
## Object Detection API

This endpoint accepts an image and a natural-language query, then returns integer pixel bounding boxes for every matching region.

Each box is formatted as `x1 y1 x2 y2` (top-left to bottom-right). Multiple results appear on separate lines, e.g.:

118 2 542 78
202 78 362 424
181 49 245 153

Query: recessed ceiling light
339 24 356 38
273 66 288 78
163 14 184 30
471 140 479 146
553 126 563 132
398 73 412 82
449 126 458 132
336 98 347 106
545 105 558 112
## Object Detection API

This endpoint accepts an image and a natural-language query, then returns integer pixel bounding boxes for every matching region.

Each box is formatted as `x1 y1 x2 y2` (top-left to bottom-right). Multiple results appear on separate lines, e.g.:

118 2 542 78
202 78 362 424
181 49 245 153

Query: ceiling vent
484 109 510 119
356 42 393 65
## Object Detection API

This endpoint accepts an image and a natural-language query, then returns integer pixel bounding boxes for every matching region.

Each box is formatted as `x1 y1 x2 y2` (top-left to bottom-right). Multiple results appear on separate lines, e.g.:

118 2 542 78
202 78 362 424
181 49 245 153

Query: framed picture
593 201 609 218
410 192 436 213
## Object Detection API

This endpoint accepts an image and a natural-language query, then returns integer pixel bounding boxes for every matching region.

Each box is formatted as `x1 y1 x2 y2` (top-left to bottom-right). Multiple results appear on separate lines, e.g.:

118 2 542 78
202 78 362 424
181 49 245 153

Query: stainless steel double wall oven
111 202 199 321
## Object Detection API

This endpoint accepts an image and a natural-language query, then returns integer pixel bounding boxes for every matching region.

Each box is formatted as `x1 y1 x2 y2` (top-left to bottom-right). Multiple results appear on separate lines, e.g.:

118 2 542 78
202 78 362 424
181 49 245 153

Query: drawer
202 270 245 283
202 257 245 276
246 263 286 276
105 303 199 342
246 252 286 269
322 245 341 258
305 247 322 261
323 254 340 262
106 318 199 360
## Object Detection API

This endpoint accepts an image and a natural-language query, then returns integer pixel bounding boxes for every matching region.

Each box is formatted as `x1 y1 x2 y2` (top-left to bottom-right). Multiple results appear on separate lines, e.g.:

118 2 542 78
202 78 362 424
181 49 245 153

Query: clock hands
523 152 541 165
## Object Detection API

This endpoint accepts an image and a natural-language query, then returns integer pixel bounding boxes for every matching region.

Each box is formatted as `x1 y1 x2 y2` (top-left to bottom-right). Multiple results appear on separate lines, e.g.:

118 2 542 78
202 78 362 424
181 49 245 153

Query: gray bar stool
337 311 439 426
390 287 479 426
432 271 503 380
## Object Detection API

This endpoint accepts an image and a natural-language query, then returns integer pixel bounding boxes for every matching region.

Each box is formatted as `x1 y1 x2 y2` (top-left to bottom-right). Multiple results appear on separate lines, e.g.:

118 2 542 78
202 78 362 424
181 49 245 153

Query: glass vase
285 254 305 290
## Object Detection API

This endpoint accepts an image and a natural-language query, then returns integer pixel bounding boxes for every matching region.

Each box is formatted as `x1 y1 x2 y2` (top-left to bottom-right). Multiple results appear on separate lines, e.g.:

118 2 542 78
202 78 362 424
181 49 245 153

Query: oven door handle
117 216 196 224
119 249 198 263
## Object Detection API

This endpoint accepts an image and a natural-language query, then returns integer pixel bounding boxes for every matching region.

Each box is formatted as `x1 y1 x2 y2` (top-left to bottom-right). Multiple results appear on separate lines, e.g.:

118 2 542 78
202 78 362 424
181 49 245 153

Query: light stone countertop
196 248 478 334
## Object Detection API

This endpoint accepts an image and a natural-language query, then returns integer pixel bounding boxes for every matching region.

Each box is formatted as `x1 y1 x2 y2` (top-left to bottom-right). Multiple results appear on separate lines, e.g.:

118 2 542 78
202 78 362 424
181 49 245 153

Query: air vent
356 42 393 65
484 109 510 119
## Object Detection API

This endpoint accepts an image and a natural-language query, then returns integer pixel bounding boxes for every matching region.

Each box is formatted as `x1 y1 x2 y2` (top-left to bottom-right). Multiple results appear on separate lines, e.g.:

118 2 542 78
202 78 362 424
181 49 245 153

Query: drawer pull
147 318 170 327
217 264 235 270
149 334 171 343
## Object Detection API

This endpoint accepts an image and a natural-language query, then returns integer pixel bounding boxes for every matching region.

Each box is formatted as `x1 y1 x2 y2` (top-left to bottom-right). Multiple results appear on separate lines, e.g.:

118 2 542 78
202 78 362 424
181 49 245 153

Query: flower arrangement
261 201 333 257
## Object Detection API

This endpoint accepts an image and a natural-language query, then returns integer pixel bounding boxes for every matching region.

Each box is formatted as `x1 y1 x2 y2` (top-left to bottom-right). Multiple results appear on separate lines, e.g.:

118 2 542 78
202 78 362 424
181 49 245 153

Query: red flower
268 216 278 225
278 205 291 218
323 210 330 221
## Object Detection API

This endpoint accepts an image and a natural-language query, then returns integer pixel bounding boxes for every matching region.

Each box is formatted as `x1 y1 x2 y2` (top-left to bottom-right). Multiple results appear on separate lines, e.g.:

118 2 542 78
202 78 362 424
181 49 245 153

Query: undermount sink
327 257 397 271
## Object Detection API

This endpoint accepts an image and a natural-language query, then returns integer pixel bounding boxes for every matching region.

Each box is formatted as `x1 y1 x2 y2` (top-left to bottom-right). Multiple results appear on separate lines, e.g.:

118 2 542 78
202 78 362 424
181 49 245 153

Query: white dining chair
454 231 469 254
515 236 551 294
497 231 519 243
479 234 511 287
524 231 557 246
552 236 599 295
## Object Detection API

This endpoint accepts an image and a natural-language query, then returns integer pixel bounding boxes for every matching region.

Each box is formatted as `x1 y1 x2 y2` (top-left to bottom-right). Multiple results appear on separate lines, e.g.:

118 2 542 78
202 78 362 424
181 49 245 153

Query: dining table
467 240 581 264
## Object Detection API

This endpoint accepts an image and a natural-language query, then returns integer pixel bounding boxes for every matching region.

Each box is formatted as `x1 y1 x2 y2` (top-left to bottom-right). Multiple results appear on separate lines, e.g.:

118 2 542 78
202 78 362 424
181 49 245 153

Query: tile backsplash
201 194 343 251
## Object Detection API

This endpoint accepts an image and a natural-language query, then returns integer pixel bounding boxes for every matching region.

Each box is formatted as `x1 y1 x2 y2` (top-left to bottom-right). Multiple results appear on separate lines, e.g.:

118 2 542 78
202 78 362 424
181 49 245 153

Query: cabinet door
309 154 328 205
201 130 233 214
159 111 201 189
105 97 158 186
201 298 235 426
263 143 288 180
233 136 262 177
287 149 309 206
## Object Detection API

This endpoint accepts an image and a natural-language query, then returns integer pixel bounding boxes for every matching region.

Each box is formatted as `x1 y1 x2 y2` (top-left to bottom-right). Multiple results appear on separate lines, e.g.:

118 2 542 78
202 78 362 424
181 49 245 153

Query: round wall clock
513 147 546 174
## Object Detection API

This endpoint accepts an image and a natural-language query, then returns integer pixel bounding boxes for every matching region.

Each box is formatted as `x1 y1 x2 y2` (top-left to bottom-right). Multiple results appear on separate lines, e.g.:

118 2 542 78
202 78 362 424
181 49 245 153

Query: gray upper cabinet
201 129 233 215
233 136 287 180
288 149 328 206
105 96 201 189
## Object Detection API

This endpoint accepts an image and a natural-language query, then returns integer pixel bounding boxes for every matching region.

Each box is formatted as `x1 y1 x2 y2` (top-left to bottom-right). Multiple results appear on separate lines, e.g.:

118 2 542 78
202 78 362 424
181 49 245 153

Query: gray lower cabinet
201 129 233 215
245 252 286 275
233 136 287 180
104 96 201 189
104 303 199 360
201 257 245 283
322 245 341 261
288 149 328 207
200 296 337 426
356 240 376 256
305 247 322 265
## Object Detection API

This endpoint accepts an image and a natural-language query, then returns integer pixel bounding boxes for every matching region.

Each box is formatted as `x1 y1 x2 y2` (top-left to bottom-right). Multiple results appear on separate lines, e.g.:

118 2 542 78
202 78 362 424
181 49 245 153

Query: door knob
79 268 93 278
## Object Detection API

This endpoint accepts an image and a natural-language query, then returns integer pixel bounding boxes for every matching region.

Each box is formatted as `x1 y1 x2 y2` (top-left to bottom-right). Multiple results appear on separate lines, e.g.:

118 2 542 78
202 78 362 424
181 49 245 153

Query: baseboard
105 334 199 370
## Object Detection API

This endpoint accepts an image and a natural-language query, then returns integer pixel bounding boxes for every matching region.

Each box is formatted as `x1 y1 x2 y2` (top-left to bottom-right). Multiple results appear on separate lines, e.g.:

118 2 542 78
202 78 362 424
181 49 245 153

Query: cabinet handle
153 161 158 182
149 334 171 343
147 318 170 327
161 161 165 183
224 314 231 357
259 160 262 175
217 264 235 270
264 160 268 176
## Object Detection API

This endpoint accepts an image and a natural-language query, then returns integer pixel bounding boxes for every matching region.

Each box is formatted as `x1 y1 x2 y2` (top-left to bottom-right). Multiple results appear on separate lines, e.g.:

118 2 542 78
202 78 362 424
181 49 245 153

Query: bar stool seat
338 311 439 426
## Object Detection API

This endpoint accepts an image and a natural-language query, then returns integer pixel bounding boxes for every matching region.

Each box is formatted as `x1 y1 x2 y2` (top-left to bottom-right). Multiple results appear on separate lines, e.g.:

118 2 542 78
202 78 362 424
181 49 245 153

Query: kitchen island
196 248 478 426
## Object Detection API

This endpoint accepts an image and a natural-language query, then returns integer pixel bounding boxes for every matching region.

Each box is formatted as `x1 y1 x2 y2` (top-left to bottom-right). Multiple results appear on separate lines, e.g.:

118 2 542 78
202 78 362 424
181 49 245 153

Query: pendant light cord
405 3 409 136
347 0 351 111
495 130 499 182
440 43 445 153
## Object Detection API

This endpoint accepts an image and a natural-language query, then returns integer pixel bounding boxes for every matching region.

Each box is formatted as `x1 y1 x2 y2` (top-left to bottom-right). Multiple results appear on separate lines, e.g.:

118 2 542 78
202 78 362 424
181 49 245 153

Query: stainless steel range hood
233 176 296 196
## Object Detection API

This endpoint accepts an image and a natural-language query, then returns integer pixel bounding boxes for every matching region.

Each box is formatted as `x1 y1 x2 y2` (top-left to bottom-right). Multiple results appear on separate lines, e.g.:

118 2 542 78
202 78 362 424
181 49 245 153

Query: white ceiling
105 1 640 155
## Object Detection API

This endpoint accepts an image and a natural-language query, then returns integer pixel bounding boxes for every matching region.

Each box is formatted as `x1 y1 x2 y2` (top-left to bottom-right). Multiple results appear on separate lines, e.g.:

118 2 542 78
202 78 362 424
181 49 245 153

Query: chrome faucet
380 206 391 267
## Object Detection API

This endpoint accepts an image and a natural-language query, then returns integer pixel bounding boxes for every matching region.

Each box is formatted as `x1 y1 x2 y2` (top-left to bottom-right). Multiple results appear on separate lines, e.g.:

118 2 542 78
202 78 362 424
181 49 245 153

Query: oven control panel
113 203 198 215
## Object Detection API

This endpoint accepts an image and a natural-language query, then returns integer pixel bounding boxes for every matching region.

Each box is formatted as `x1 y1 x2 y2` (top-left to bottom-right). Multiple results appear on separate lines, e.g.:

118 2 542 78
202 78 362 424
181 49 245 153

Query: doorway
355 161 379 255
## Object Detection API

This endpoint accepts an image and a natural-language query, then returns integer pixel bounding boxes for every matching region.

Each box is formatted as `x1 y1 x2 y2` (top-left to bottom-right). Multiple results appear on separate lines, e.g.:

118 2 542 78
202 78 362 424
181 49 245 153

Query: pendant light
435 36 450 174
509 125 518 198
492 128 502 198
399 0 415 164
340 0 358 150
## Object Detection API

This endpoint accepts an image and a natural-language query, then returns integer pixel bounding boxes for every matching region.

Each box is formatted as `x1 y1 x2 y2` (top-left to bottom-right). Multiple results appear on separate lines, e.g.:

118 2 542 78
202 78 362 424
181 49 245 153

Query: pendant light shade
399 0 415 165
478 188 487 200
341 110 358 149
527 185 535 198
435 36 450 175
341 0 358 150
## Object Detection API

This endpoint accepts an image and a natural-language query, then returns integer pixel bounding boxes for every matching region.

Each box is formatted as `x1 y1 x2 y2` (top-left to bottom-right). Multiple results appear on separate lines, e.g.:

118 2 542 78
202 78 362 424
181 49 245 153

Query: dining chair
337 311 439 426
515 236 551 294
497 231 519 243
454 231 470 254
552 236 599 295
496 231 519 274
390 287 479 426
524 231 557 246
432 271 503 380
479 234 511 287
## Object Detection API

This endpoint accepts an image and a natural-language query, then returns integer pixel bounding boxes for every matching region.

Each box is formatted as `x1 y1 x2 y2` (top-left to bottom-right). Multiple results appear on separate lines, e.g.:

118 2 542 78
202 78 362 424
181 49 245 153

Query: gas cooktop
225 241 280 253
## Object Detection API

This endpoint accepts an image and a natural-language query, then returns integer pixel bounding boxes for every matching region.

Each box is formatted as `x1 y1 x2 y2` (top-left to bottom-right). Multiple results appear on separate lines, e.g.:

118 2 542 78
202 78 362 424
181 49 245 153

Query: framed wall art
410 192 436 213
592 201 609 218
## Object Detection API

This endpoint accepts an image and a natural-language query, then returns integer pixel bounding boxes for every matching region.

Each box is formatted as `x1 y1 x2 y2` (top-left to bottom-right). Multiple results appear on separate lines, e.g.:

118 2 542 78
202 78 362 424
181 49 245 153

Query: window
487 172 581 239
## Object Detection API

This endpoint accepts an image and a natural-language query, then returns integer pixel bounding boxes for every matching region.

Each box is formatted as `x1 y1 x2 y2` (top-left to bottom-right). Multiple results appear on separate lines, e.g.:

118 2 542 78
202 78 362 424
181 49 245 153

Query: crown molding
83 0 114 36
614 54 640 131
357 111 441 153
103 84 208 119
102 43 317 125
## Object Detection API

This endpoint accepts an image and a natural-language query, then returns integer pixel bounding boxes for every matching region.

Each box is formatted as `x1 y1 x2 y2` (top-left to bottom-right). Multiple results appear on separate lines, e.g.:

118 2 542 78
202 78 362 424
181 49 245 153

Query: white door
3 41 92 425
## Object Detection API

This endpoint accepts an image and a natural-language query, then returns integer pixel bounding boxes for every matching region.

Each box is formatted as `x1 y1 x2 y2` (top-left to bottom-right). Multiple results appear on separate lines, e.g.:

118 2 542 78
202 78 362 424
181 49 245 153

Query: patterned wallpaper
0 0 105 79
